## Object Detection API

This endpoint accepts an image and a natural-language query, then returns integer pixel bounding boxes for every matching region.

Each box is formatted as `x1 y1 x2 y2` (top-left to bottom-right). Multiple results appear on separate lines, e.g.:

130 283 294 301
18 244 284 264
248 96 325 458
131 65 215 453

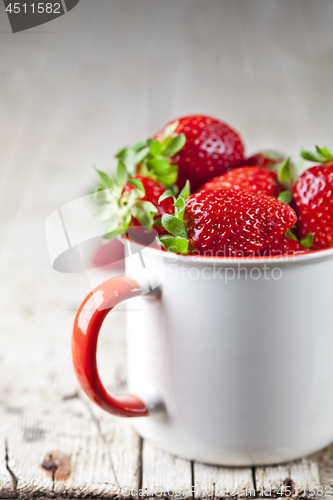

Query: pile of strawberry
93 114 333 257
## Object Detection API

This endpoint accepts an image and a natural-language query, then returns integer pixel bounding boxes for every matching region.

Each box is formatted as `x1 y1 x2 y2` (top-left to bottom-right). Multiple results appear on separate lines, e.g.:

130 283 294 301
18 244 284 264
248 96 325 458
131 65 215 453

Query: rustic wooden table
2 1 333 497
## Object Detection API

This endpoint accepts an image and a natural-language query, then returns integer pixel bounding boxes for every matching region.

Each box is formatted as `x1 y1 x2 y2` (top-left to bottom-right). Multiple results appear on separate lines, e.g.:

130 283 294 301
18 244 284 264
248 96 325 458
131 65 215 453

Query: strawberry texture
201 166 283 198
155 115 244 192
257 237 308 257
292 164 333 249
185 189 297 257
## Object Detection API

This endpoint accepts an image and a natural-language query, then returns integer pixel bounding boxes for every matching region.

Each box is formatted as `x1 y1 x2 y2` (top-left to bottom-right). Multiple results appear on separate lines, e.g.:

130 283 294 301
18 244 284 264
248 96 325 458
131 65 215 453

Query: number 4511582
6 3 61 13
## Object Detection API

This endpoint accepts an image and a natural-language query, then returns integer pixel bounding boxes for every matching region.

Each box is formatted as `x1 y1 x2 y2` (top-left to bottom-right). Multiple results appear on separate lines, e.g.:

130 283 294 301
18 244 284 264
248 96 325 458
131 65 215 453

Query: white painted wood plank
142 440 192 498
194 462 254 498
3 399 140 498
255 457 320 497
308 442 333 492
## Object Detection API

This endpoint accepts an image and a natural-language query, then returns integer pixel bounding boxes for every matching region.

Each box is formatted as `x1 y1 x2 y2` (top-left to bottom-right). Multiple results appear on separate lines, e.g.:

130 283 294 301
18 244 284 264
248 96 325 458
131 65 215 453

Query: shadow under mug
72 239 333 466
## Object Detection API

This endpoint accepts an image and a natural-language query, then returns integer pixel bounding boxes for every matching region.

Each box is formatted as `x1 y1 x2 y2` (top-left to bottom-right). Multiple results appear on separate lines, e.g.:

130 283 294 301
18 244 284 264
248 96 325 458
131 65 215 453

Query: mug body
125 242 333 466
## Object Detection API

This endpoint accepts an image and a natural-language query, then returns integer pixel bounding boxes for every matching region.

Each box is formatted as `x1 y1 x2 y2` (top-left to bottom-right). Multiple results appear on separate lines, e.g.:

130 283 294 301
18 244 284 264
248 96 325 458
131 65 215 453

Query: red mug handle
72 275 149 417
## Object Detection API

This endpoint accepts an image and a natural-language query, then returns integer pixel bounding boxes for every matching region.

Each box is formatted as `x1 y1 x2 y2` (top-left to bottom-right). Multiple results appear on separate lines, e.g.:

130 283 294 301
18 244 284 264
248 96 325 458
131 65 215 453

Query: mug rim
121 235 333 266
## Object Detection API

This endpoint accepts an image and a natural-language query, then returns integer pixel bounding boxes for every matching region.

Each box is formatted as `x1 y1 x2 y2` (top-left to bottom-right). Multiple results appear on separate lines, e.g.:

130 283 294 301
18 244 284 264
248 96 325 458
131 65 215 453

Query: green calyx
275 157 294 202
277 157 291 185
283 231 314 249
277 156 298 188
92 127 186 242
277 190 292 205
93 167 157 242
156 180 191 254
158 235 189 254
292 146 333 181
300 233 314 248
283 231 298 242
115 123 185 186
301 146 333 164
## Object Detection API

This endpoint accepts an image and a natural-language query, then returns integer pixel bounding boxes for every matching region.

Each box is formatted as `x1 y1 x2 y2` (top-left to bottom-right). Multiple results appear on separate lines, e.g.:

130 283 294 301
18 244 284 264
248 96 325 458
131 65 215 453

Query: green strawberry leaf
93 203 117 221
147 159 171 173
132 146 150 166
104 214 122 232
162 134 186 158
163 121 179 142
167 183 179 196
278 190 292 205
147 138 163 157
156 166 178 185
132 206 154 229
283 231 298 242
316 146 333 161
174 195 186 220
300 233 314 248
153 217 163 227
158 190 175 204
277 157 291 186
116 141 147 161
162 214 188 238
127 178 145 196
300 148 326 163
136 200 158 219
132 140 147 152
116 160 129 187
92 187 113 203
103 221 130 241
115 147 135 163
180 180 191 199
158 235 188 254
95 168 114 189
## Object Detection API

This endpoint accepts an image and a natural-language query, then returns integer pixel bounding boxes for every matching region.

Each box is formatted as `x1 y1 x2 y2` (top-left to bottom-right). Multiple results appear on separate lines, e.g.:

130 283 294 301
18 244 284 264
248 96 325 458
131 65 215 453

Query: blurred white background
0 0 333 397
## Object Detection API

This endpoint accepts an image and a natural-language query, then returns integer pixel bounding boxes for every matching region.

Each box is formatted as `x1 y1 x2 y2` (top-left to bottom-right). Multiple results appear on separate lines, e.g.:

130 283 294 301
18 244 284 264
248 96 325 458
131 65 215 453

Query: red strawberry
155 115 244 192
242 150 285 168
292 164 333 249
123 175 174 233
185 189 297 257
123 176 172 216
257 237 308 257
201 166 283 198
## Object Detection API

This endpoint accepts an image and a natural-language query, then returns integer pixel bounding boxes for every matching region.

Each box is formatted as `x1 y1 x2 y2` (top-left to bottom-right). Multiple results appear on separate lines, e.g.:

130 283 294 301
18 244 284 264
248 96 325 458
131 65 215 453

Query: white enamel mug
72 235 333 466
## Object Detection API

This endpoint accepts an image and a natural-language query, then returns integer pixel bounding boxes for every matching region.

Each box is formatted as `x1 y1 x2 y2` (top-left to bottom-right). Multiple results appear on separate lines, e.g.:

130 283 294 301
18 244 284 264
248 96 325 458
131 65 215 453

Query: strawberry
93 130 185 241
292 146 333 249
155 115 244 192
158 188 297 257
94 171 174 239
257 237 308 257
242 150 285 168
123 175 174 233
201 166 283 198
